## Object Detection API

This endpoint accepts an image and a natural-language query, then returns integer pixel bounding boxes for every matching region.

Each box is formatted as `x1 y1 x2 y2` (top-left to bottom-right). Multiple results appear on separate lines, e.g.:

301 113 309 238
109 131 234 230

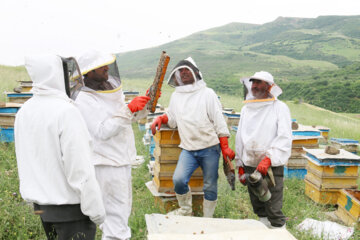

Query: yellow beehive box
335 189 360 226
154 161 203 177
306 157 359 178
305 171 358 189
154 127 181 145
153 142 181 161
292 138 319 147
304 179 339 205
153 174 204 193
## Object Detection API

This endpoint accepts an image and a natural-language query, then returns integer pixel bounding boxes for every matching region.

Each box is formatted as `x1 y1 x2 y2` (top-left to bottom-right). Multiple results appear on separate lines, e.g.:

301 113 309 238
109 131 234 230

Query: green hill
116 15 360 112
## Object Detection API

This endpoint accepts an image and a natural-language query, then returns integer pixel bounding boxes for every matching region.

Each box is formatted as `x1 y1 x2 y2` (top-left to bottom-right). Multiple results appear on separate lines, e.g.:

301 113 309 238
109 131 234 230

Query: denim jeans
172 144 220 201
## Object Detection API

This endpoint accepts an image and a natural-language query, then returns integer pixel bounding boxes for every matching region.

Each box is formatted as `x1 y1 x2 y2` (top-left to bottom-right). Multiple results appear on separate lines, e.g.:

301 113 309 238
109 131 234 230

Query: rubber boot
167 190 192 216
270 223 286 229
203 199 217 218
259 217 271 228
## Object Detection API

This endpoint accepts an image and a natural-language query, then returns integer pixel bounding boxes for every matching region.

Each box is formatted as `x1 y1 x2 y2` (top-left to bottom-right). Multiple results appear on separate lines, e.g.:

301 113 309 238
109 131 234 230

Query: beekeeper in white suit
235 71 292 229
151 57 235 218
15 54 105 239
75 50 150 240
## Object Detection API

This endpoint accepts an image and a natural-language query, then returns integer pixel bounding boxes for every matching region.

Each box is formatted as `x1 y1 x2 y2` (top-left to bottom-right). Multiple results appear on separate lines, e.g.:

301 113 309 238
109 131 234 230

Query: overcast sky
1 0 359 66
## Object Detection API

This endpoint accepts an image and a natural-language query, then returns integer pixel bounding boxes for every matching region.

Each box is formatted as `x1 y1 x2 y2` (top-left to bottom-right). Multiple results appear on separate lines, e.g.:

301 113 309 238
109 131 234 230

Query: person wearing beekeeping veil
15 54 105 239
235 71 292 229
151 57 235 218
75 50 150 240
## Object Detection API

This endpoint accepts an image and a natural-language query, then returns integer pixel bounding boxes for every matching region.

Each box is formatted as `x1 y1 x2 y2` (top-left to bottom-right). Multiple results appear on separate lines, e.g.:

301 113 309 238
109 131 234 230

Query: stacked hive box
123 90 139 101
303 148 360 205
286 125 322 178
330 138 359 154
152 126 204 193
315 126 330 144
335 189 360 226
222 111 240 129
0 103 22 142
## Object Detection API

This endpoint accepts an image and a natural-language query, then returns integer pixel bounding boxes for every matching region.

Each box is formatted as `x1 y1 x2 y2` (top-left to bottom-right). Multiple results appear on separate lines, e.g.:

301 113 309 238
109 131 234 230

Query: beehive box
153 142 181 162
303 148 360 165
153 127 180 145
330 138 359 154
335 189 360 226
305 171 358 189
0 127 14 142
6 92 33 104
315 126 330 144
306 157 359 178
153 174 204 193
292 124 322 147
123 91 139 101
284 166 307 179
304 179 339 205
222 111 240 127
154 161 203 178
0 113 16 127
287 157 308 168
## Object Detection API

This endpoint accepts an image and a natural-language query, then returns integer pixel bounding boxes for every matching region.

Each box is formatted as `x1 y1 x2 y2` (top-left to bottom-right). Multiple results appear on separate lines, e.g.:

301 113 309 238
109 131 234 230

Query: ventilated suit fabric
15 55 105 225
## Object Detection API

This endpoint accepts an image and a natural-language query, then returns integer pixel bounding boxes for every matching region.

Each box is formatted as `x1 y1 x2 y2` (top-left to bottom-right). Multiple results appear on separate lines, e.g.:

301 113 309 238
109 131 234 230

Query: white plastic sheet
296 218 354 240
146 214 297 240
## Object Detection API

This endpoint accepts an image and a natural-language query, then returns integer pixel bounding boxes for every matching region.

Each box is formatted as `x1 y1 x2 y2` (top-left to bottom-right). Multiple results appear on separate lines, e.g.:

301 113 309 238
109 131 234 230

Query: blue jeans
172 144 220 201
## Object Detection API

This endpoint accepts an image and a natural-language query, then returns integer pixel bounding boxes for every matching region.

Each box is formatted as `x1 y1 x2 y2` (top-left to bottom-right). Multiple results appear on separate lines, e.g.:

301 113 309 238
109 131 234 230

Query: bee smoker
247 168 275 202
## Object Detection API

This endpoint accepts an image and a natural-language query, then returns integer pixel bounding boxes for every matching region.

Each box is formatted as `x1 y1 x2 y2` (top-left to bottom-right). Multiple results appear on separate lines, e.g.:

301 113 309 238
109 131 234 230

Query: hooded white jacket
235 100 292 167
75 84 148 167
15 55 105 225
167 80 230 151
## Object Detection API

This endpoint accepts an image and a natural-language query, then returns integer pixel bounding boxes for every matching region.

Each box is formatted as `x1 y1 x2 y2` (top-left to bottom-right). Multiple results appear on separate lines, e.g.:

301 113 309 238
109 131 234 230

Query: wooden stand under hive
303 148 360 205
286 125 322 179
149 126 204 215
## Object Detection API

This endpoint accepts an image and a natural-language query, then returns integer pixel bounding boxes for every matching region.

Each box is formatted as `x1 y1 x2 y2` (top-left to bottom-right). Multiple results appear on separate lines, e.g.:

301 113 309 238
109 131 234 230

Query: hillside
115 15 360 112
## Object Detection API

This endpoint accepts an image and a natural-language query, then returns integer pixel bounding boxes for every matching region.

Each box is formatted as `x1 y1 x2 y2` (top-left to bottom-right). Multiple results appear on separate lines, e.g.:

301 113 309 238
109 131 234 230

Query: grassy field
0 77 360 239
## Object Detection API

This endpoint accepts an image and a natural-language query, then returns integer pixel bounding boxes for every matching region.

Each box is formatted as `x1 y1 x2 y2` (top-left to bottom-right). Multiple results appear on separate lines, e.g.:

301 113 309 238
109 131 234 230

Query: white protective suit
75 50 148 240
14 55 105 225
235 76 292 167
166 59 229 150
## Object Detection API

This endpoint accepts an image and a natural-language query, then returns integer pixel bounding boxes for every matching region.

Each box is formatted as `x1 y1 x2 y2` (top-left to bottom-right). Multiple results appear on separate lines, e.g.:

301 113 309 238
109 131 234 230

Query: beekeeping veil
241 71 282 103
61 57 84 100
167 57 203 87
77 49 121 91
26 54 83 100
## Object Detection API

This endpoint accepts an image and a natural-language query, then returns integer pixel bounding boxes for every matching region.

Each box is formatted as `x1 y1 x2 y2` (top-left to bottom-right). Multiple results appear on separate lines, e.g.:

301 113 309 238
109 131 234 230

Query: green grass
0 65 30 102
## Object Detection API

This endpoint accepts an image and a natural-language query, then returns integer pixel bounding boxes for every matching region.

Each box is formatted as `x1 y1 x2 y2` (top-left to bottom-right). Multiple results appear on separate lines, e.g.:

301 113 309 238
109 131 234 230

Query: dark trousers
34 204 96 240
244 166 286 227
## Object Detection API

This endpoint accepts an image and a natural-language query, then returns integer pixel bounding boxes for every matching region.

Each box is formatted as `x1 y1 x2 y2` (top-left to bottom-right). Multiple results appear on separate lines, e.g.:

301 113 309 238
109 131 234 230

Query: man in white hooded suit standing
151 57 235 218
15 55 105 240
235 71 292 229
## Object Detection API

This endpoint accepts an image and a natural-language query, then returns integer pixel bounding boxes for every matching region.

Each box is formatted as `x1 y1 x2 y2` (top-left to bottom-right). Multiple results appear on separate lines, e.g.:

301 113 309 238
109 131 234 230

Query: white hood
25 55 68 99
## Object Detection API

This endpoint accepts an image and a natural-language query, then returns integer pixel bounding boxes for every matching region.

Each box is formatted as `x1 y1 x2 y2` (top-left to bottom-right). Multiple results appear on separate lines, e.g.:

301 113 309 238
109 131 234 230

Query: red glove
127 96 150 113
151 114 168 135
238 167 246 185
219 137 235 161
256 156 272 176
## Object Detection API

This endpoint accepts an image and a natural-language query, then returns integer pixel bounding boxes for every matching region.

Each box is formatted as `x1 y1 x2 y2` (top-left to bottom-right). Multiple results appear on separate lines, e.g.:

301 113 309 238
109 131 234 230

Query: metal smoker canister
248 170 272 202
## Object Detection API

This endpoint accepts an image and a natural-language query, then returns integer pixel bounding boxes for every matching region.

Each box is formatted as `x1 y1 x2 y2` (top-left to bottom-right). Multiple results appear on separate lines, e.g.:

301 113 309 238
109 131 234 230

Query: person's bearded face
251 79 270 99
